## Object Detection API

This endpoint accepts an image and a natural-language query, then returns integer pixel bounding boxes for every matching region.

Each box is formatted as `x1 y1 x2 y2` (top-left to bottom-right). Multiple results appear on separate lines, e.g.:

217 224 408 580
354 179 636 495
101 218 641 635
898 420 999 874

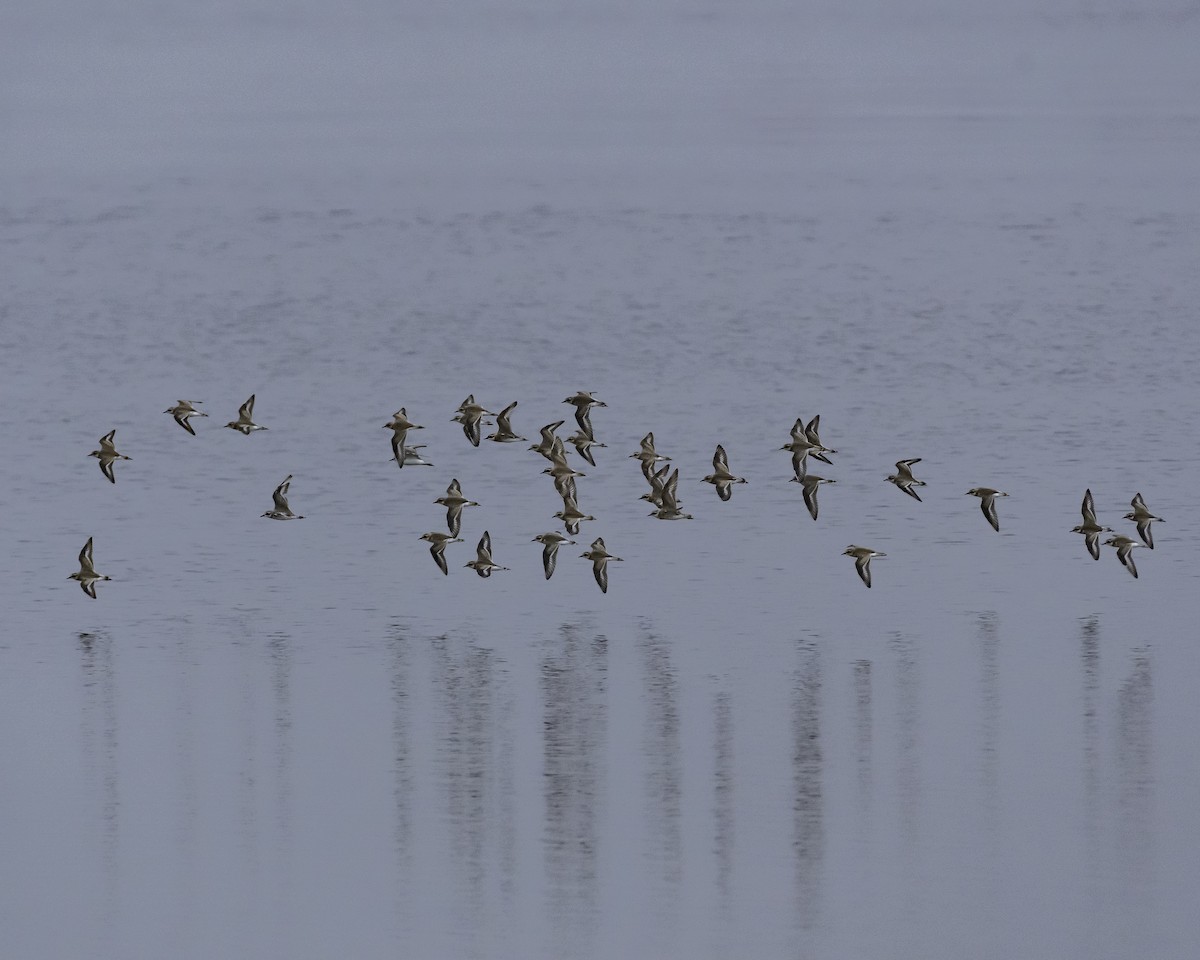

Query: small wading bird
791 473 836 521
966 487 1008 532
454 395 494 448
486 401 525 443
630 432 670 480
262 475 304 520
465 530 509 577
529 420 565 460
88 430 131 484
702 444 747 501
555 496 595 536
435 479 479 538
1104 534 1143 579
68 536 111 599
1124 492 1163 549
383 408 424 468
420 532 463 575
1070 488 1111 561
563 391 605 439
224 394 267 435
533 532 575 580
885 458 925 502
580 537 623 594
843 545 886 589
164 400 207 436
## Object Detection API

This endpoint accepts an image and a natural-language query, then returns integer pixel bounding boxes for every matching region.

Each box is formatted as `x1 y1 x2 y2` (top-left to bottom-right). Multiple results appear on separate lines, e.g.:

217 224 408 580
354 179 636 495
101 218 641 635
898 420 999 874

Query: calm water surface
3 2 1199 957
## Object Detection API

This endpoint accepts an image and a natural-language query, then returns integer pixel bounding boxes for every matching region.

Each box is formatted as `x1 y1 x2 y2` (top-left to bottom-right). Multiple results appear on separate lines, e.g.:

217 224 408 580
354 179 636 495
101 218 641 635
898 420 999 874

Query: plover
563 391 605 439
554 496 595 536
629 432 670 480
465 530 509 577
1071 488 1111 561
529 420 566 459
454 396 495 448
435 479 479 538
262 474 304 519
164 400 207 436
580 537 623 594
567 431 606 467
800 415 836 465
391 444 433 467
384 408 424 468
640 461 672 508
420 532 463 575
1104 534 1143 579
486 401 526 443
885 459 925 502
966 488 1008 532
88 429 131 484
224 394 267 435
1124 492 1163 549
843 545 886 588
702 444 747 501
533 532 576 580
68 536 111 599
650 468 693 520
790 473 836 521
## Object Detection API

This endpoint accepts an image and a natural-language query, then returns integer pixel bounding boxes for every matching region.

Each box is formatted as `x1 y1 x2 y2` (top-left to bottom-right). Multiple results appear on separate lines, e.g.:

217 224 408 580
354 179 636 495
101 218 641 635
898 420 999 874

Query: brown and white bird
68 536 111 599
88 430 131 484
580 537 623 594
702 444 747 501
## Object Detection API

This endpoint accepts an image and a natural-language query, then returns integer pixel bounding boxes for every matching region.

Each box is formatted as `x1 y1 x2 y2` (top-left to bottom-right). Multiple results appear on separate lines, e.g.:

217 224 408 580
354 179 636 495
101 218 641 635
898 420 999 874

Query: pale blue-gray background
2 1 1198 957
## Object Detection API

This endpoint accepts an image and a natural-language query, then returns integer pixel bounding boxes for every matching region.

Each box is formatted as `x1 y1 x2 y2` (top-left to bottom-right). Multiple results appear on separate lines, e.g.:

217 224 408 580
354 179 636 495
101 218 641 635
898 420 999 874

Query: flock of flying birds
68 391 1165 598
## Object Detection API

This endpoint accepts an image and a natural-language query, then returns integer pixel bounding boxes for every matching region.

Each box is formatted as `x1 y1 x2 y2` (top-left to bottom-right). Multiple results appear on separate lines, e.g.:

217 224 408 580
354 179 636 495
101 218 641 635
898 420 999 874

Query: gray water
3 1 1200 957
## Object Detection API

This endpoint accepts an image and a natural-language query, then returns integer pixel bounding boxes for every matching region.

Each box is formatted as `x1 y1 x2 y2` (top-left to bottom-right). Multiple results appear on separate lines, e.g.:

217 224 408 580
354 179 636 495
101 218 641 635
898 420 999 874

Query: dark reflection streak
1114 650 1154 949
173 628 198 946
852 660 872 816
542 624 608 959
236 633 260 919
639 625 682 918
388 628 413 930
792 641 824 934
713 691 734 909
977 613 1000 833
268 633 293 934
78 632 119 949
1078 616 1100 844
1078 616 1102 958
890 634 921 855
428 635 500 955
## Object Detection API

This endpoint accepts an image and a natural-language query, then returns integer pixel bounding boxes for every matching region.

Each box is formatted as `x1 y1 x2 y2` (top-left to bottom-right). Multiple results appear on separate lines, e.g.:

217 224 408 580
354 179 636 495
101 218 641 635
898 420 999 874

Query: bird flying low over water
384 408 424 468
262 474 304 520
465 530 509 577
702 444 747 501
225 394 267 435
1070 488 1111 561
966 487 1008 532
1124 492 1163 549
791 473 836 521
68 536 111 598
843 545 886 588
486 401 526 442
420 531 463 575
1104 534 1143 579
885 458 925 502
563 391 605 440
580 537 623 594
88 430 131 484
533 532 575 580
435 479 479 538
164 400 207 436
